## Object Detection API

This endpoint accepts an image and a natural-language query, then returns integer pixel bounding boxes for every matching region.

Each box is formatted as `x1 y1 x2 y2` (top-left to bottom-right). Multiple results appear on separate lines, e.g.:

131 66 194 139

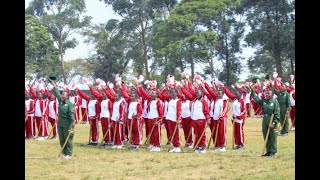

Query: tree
26 0 91 84
25 14 60 80
64 58 94 83
241 0 295 78
83 20 131 82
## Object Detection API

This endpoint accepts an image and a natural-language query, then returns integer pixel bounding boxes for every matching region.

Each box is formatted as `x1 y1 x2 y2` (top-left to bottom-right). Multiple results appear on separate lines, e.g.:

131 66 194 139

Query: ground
25 116 295 180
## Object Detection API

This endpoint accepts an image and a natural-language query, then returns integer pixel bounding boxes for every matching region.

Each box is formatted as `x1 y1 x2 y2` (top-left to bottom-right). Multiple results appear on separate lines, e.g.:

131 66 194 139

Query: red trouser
81 108 88 123
47 117 57 136
167 120 181 147
35 116 48 137
212 117 227 147
290 106 295 127
246 103 251 117
233 121 244 146
127 118 141 145
100 117 111 143
111 121 123 145
163 119 171 141
89 118 99 142
251 101 258 115
192 119 207 148
148 118 161 147
181 117 193 144
25 116 35 138
144 117 149 139
123 118 128 141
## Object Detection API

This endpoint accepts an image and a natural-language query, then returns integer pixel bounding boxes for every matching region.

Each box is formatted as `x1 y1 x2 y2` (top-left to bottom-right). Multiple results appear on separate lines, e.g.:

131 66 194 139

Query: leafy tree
83 20 131 82
64 58 94 83
241 0 295 78
26 0 91 84
25 14 61 80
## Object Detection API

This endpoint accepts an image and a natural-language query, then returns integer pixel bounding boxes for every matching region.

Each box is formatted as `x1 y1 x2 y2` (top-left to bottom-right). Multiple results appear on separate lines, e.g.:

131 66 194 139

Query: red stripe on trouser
149 118 161 147
81 108 88 122
192 119 207 148
90 118 99 142
181 117 193 144
144 117 149 139
111 121 123 145
167 120 181 147
100 117 111 143
290 106 295 127
35 116 48 137
128 119 140 145
48 117 57 136
25 116 34 138
246 103 251 116
212 118 226 147
163 119 171 141
74 107 79 123
139 118 144 143
234 122 244 146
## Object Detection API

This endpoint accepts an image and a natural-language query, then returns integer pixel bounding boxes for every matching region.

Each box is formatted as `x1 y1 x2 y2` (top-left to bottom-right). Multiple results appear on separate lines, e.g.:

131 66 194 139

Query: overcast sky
25 0 254 81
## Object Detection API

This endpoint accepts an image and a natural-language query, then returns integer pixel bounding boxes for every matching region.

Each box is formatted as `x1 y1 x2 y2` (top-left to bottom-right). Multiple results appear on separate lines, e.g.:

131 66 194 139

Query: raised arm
203 82 217 100
28 85 38 99
138 85 151 100
222 86 236 100
103 87 115 102
250 86 263 105
76 89 91 102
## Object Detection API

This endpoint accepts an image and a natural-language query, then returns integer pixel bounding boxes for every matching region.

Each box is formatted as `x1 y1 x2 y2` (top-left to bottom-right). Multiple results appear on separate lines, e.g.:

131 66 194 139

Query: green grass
26 115 295 180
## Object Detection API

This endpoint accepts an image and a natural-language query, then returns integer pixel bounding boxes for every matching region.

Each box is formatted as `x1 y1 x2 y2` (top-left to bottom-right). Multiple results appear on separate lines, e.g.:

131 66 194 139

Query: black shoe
87 142 93 146
91 142 98 146
51 136 56 139
269 152 276 156
262 152 270 157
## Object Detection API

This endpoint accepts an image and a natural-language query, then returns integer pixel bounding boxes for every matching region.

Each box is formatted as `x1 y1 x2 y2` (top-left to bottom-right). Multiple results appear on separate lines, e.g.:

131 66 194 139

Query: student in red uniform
166 89 182 153
123 90 142 149
47 94 59 139
76 85 102 146
222 85 246 149
25 93 35 139
190 89 210 153
99 87 113 146
211 89 229 152
29 85 48 141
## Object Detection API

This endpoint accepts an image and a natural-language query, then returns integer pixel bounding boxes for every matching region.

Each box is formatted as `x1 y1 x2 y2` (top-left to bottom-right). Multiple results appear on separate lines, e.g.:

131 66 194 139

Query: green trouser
58 125 74 156
279 110 289 134
262 117 278 154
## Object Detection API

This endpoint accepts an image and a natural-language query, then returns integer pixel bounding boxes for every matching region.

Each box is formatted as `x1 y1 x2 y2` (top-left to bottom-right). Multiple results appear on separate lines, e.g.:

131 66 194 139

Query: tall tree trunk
209 57 215 79
190 57 194 82
140 16 149 79
225 36 230 86
59 41 67 85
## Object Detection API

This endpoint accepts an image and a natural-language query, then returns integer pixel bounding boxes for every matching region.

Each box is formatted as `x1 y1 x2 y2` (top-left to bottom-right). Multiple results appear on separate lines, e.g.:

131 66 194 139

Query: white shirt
88 100 97 117
191 100 205 120
245 92 251 103
128 101 138 119
232 99 243 123
111 99 124 121
81 99 87 108
209 100 215 117
213 99 224 120
290 91 295 106
147 100 160 119
181 100 191 118
100 99 111 118
48 100 58 119
166 99 179 122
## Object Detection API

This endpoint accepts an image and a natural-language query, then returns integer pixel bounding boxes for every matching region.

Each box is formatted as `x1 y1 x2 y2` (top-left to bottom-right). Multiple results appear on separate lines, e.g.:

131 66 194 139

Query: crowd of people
25 72 295 157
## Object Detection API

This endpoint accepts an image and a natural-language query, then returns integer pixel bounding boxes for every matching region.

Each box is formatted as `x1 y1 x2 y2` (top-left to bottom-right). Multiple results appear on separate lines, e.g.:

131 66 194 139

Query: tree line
25 0 295 86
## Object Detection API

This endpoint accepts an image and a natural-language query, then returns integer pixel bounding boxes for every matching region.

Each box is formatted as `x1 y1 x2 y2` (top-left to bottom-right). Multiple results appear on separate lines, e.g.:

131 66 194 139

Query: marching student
76 84 102 145
222 85 246 149
47 93 59 139
190 89 210 153
25 93 35 139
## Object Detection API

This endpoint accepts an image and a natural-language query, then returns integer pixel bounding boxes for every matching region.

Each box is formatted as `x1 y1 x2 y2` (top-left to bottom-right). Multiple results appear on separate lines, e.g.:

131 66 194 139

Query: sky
25 0 254 81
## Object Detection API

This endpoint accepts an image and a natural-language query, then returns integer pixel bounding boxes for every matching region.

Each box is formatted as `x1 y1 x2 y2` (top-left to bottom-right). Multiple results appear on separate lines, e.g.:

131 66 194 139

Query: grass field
25 115 295 180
